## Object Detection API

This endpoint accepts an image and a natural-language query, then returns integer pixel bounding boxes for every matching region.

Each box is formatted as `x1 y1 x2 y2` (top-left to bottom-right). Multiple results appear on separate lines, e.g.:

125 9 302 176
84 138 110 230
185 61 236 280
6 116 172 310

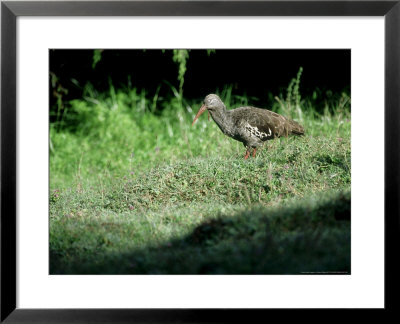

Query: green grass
50 85 351 274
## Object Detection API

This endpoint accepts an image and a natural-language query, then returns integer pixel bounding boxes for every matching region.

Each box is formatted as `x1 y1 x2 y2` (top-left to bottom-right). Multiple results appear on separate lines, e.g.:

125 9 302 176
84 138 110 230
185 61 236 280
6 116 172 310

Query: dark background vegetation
50 49 350 114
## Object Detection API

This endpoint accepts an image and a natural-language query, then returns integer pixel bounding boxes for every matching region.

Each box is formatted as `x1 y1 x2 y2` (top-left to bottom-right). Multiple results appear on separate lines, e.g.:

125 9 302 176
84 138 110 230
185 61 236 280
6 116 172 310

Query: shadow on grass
50 191 350 275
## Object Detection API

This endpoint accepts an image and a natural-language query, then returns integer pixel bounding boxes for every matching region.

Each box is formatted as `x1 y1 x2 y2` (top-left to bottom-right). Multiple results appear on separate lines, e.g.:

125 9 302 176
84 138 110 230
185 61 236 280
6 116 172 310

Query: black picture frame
1 0 399 322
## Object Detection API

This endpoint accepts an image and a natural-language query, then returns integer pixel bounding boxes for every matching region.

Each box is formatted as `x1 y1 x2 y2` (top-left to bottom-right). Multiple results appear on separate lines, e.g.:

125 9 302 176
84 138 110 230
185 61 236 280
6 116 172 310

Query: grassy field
50 84 351 274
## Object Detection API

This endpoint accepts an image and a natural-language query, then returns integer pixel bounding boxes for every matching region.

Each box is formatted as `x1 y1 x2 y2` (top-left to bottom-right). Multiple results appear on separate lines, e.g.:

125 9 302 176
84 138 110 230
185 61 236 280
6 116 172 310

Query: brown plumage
192 94 304 159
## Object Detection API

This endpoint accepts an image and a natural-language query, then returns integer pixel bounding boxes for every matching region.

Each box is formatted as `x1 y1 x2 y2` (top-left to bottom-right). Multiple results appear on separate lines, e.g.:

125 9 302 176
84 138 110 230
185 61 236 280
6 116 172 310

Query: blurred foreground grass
50 85 351 274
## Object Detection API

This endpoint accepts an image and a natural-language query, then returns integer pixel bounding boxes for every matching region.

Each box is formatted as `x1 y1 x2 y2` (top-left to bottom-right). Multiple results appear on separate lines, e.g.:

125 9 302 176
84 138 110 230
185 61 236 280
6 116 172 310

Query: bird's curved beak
192 104 208 126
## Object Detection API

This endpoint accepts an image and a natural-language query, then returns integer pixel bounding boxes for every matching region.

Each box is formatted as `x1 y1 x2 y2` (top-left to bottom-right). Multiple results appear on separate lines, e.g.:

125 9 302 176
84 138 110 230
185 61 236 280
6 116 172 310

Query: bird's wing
232 107 290 140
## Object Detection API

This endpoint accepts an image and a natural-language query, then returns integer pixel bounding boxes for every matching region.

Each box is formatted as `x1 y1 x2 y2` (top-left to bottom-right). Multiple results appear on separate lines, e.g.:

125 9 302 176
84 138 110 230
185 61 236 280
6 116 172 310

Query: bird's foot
244 151 250 160
252 148 257 158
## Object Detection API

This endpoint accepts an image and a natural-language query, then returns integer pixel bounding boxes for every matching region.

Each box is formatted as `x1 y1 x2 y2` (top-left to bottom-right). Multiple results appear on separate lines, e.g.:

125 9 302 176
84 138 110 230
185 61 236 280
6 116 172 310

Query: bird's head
192 94 225 126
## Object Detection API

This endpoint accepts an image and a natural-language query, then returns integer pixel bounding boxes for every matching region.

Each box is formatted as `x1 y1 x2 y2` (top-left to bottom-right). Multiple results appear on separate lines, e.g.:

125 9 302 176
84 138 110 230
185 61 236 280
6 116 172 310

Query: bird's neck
209 107 234 136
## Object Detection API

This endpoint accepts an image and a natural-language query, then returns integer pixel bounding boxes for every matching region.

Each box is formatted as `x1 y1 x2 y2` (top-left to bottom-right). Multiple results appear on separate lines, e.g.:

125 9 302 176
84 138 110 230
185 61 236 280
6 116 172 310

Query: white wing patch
245 123 272 140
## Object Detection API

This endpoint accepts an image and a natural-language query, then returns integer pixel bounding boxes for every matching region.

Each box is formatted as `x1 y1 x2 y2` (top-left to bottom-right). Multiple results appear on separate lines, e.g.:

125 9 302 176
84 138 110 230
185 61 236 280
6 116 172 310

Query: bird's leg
244 150 250 160
252 148 257 158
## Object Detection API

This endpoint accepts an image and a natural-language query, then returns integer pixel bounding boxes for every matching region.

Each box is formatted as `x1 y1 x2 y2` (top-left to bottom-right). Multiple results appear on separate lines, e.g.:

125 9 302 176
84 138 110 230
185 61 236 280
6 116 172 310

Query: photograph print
49 49 351 274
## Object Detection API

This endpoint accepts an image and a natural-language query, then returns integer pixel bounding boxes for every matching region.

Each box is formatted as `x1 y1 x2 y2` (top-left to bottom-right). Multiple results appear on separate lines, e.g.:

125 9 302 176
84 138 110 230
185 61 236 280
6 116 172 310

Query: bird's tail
288 119 305 135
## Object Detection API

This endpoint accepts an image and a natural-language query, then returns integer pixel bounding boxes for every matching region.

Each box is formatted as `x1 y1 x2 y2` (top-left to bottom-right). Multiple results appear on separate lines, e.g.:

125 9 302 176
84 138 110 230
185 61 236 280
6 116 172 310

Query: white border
17 17 384 308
